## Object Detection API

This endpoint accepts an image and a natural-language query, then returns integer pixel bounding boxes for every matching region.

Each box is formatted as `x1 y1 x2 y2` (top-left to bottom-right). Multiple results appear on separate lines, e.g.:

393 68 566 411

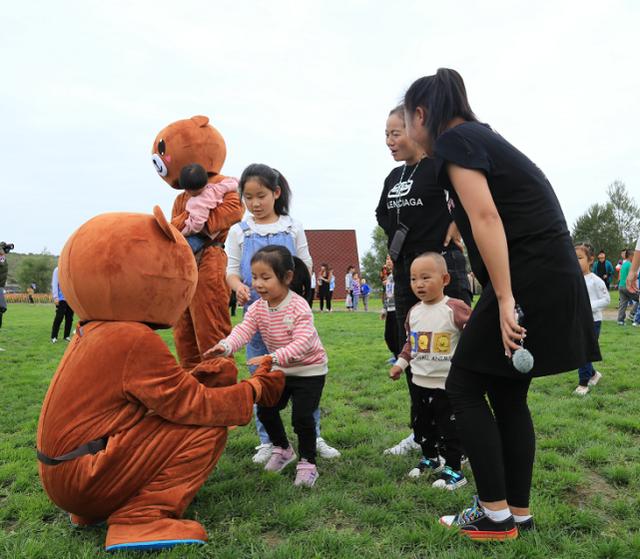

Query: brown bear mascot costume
36 207 285 552
151 115 242 368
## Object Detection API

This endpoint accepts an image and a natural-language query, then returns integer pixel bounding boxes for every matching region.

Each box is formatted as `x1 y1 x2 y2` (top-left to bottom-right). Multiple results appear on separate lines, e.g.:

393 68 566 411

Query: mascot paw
249 368 286 407
191 356 238 388
105 518 207 552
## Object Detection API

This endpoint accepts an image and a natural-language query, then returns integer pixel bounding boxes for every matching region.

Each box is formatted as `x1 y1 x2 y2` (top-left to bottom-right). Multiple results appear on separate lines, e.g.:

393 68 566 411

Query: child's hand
236 284 251 305
247 355 269 366
203 344 226 359
389 366 402 381
380 310 386 320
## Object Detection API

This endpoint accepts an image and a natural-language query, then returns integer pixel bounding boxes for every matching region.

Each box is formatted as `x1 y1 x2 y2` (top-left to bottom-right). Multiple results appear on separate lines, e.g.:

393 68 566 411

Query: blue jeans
578 321 601 386
246 323 322 444
186 234 207 253
352 293 360 311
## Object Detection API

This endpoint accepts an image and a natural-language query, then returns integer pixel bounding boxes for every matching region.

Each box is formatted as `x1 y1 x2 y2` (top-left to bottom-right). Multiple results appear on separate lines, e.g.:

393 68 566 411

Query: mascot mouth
151 153 168 177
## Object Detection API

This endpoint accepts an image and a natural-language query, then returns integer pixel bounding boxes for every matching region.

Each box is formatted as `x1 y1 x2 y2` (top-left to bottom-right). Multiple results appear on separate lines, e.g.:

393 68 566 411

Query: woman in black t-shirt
376 105 471 457
403 69 600 540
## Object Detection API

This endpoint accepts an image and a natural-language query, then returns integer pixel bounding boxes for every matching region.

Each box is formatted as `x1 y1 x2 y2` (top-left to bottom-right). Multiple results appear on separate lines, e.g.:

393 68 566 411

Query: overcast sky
2 1 638 259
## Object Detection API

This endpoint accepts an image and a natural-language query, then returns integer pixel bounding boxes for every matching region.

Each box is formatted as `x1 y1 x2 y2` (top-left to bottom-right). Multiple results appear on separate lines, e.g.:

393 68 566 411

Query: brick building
305 230 359 300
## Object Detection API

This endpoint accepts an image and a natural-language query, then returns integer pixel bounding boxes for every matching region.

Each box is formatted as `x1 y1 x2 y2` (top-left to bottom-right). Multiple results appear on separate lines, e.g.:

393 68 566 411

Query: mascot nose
152 153 168 177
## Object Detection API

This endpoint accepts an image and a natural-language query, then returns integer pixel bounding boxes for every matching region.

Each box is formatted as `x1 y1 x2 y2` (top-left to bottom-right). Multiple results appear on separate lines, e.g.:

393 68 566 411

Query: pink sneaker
294 459 319 487
264 446 296 472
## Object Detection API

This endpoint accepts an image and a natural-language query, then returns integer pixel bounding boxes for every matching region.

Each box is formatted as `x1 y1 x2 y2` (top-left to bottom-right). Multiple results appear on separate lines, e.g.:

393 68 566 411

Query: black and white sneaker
408 456 444 478
440 496 518 541
432 466 467 490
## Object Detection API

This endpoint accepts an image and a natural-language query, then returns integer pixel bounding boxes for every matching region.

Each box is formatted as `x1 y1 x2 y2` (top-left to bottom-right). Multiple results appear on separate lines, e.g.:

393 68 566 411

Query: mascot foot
105 518 207 552
69 513 106 529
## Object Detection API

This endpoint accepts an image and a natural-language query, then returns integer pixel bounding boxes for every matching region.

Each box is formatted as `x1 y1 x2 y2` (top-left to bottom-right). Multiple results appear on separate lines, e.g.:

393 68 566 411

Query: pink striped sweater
220 291 328 377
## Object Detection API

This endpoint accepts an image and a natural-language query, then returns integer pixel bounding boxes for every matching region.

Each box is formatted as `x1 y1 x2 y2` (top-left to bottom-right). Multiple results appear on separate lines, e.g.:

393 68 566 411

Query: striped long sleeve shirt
220 290 328 377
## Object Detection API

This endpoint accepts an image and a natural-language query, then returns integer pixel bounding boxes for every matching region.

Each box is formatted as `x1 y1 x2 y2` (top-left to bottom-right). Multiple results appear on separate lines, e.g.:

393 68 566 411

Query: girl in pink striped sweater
206 246 327 487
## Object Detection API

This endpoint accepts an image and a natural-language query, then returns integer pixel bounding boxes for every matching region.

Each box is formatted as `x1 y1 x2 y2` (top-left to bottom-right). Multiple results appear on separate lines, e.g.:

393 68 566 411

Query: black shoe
515 517 535 531
440 496 518 541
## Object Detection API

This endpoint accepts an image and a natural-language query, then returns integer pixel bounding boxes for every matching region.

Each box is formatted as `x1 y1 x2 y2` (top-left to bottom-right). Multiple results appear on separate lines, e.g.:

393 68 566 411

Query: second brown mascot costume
151 115 242 368
36 207 285 552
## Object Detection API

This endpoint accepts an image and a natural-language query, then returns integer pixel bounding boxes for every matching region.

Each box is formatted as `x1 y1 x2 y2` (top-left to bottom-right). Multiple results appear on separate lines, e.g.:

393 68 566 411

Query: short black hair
239 163 291 216
251 245 296 283
404 68 478 148
179 163 208 191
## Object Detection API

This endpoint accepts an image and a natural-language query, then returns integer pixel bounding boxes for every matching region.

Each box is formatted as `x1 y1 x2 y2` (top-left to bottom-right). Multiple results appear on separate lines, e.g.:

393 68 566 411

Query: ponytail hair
290 256 312 303
404 68 478 145
239 163 291 216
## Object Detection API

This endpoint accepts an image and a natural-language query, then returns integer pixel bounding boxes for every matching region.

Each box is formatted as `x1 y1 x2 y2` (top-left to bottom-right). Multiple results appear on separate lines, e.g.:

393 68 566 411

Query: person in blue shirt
592 250 615 290
50 266 74 343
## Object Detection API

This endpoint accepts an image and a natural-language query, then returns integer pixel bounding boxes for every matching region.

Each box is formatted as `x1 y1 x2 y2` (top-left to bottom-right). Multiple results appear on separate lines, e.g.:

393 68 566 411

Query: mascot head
58 206 197 327
151 115 226 189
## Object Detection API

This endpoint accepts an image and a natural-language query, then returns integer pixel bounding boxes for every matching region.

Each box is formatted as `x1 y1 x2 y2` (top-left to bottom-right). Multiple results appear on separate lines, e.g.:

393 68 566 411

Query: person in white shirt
389 252 471 489
225 163 339 463
574 243 610 395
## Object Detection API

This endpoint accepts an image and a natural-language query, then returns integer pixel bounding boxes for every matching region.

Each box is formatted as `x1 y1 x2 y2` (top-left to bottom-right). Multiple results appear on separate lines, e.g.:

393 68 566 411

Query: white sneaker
588 371 602 386
383 433 420 456
574 385 589 396
316 437 340 459
252 443 273 464
51 338 57 344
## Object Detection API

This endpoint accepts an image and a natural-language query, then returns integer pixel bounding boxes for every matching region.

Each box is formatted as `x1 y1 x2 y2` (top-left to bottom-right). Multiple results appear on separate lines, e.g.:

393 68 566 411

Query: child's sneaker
316 437 341 459
439 495 518 541
384 434 420 456
294 459 319 487
574 385 590 396
408 456 444 478
264 445 296 472
252 443 273 464
51 337 57 344
432 466 467 490
588 370 602 386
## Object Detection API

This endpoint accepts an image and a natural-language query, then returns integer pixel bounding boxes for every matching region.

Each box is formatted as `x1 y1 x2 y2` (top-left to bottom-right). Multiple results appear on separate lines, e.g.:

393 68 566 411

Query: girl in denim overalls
225 163 340 464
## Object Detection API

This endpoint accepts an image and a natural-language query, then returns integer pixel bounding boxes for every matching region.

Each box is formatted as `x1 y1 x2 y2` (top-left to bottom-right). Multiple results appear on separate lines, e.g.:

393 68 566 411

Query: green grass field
1 303 639 558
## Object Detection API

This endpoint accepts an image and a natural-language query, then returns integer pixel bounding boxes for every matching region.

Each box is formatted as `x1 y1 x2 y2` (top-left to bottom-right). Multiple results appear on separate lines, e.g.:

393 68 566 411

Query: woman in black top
376 105 471 456
404 69 600 540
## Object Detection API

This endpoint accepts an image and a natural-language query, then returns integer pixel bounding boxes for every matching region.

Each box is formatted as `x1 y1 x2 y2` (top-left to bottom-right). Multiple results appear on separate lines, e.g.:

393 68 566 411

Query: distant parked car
3 284 21 294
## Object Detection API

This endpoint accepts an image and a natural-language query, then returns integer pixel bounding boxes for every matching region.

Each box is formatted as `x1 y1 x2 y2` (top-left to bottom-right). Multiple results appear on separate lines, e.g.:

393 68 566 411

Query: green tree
360 226 388 292
572 181 639 259
16 254 56 292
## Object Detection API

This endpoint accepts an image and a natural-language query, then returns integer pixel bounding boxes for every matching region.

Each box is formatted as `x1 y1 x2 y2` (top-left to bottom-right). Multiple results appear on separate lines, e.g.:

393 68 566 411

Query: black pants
51 300 74 339
257 375 325 464
445 365 535 507
318 284 331 311
384 310 400 357
410 384 462 470
0 290 6 328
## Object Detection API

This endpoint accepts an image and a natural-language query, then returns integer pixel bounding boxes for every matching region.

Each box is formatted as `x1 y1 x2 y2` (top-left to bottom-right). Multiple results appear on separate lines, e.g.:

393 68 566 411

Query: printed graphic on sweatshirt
409 331 452 361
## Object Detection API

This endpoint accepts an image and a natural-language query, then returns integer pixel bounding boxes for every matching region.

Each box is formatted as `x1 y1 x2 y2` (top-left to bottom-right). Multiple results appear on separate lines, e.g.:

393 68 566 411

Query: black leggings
445 365 535 508
318 284 331 311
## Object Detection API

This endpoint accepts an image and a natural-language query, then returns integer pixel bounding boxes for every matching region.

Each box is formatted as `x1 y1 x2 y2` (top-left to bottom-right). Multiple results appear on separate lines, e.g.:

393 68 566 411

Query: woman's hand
203 343 226 359
443 221 464 251
235 284 251 306
498 295 526 357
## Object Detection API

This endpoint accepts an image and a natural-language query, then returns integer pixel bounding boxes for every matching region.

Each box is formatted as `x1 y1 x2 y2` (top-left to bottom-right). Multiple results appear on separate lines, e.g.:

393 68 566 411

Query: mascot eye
158 139 166 156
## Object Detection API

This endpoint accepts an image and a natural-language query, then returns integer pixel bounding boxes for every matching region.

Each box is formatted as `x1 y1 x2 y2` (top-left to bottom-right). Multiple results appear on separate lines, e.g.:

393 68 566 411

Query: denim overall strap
239 222 297 304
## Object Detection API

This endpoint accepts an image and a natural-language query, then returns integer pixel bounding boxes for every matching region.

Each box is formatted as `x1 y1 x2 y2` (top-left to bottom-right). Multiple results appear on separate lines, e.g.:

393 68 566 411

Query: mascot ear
191 115 210 127
153 205 179 243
